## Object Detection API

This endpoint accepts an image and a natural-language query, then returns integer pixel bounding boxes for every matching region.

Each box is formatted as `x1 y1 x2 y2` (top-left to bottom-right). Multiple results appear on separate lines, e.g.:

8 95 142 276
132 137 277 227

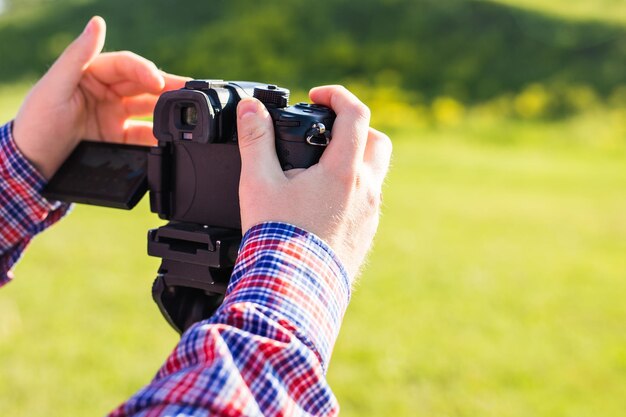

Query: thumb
236 98 283 180
42 16 106 97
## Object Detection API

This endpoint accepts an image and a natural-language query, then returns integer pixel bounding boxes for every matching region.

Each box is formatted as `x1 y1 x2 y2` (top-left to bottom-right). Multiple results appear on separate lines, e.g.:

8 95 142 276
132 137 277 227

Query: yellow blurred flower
432 96 465 126
514 83 551 119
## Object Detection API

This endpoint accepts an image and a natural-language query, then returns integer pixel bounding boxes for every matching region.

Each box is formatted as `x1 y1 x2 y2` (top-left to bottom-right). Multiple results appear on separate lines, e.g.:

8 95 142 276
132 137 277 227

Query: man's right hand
236 85 392 282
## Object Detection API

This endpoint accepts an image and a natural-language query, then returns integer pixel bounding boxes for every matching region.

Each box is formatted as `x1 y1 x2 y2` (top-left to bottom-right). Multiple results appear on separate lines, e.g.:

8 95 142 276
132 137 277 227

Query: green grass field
492 0 626 24
1 81 625 416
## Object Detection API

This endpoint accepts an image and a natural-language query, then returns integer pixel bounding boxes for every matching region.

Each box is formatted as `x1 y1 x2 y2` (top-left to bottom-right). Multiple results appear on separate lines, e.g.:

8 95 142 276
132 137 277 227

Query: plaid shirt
0 121 69 285
0 121 351 416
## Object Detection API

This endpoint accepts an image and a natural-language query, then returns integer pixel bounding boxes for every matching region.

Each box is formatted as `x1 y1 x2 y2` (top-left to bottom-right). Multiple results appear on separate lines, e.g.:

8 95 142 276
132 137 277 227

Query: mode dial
253 85 290 108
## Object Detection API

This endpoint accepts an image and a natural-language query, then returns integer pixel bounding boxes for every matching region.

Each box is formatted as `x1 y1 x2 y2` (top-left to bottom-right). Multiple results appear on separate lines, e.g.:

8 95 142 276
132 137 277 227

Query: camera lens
182 105 198 127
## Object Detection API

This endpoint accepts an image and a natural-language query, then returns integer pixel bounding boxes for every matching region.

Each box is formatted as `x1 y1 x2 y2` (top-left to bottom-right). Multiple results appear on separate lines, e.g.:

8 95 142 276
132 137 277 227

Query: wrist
219 221 351 369
2 121 49 190
11 115 62 180
0 119 70 242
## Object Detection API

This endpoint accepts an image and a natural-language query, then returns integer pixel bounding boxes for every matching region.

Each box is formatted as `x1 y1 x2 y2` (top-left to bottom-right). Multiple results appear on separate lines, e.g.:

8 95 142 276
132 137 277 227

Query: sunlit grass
491 0 626 25
0 201 176 416
330 137 626 417
0 82 31 121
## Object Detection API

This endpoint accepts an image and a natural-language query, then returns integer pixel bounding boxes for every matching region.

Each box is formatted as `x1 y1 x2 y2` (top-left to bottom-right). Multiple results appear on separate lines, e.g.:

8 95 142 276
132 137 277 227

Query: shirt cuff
0 120 70 285
213 222 351 371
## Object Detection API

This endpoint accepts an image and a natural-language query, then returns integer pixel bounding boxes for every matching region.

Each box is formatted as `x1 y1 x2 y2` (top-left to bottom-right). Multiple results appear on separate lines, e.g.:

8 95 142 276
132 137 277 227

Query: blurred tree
0 0 624 107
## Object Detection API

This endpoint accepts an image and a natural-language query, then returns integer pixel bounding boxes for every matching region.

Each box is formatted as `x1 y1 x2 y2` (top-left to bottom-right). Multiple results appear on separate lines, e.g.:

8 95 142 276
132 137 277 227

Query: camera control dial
253 85 290 108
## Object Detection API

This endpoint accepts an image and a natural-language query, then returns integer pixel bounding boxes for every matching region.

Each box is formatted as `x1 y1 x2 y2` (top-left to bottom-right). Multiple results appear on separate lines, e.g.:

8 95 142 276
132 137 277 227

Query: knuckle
334 164 358 188
334 84 350 94
118 50 136 59
238 124 268 148
328 85 369 117
377 134 393 162
369 129 393 165
376 131 393 153
365 187 381 212
343 101 370 124
325 84 348 94
339 89 370 118
356 102 371 121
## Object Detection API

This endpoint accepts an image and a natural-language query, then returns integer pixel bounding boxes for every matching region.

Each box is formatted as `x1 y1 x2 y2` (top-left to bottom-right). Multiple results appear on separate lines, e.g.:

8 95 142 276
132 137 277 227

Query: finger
161 71 192 91
88 51 165 95
236 98 284 182
41 16 106 99
110 72 188 97
110 81 153 97
122 120 157 145
123 94 159 117
309 85 371 172
79 71 108 99
363 127 393 185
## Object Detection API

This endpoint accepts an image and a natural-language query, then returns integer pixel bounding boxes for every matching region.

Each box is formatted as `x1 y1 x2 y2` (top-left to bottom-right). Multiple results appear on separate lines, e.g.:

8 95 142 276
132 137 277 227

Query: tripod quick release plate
148 222 241 333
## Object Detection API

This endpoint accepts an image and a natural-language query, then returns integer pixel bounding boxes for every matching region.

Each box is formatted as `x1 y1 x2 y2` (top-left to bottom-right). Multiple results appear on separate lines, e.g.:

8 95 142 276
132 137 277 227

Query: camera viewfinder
182 105 198 127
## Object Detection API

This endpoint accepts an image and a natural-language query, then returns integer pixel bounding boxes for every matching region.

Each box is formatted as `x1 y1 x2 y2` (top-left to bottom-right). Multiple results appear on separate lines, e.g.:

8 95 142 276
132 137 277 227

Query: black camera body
148 80 335 229
43 80 335 333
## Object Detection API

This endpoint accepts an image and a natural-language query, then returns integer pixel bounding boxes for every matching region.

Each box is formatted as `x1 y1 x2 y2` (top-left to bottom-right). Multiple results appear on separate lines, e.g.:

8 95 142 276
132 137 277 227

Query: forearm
110 222 350 417
0 121 70 285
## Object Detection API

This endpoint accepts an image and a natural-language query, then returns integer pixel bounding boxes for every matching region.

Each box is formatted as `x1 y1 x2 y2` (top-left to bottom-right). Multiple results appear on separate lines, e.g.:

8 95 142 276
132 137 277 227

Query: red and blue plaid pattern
0 121 69 286
1 121 350 416
110 222 350 416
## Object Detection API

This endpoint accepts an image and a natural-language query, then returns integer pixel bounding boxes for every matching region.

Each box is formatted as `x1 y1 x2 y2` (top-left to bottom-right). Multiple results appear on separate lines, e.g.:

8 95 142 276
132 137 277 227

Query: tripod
148 222 241 333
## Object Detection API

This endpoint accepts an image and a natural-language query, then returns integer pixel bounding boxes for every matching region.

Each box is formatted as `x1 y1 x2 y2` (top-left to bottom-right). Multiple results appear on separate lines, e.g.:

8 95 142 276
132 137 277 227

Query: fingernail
238 98 260 119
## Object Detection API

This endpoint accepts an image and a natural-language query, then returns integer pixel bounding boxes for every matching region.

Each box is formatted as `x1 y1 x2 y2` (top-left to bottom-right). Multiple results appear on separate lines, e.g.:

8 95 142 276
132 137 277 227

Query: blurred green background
0 0 625 416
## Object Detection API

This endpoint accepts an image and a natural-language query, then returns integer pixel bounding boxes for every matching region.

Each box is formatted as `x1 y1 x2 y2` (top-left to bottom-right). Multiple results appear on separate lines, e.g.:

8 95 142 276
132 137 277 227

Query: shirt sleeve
0 121 70 286
109 222 351 417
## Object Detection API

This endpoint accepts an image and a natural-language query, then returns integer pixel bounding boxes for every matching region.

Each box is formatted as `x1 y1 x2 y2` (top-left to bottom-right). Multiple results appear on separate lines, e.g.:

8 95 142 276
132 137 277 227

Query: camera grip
270 103 335 170
275 138 326 170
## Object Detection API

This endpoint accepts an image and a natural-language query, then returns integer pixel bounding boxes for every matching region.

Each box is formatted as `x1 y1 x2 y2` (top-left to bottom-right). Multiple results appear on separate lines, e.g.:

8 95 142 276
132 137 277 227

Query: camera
43 80 335 333
149 80 335 229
